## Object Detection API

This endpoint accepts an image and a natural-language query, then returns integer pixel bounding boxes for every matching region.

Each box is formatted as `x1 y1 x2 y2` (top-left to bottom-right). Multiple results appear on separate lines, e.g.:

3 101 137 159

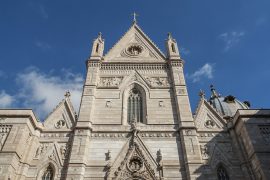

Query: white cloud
219 31 245 51
35 41 51 51
0 90 14 108
180 47 190 56
39 5 49 19
16 67 83 119
188 63 213 83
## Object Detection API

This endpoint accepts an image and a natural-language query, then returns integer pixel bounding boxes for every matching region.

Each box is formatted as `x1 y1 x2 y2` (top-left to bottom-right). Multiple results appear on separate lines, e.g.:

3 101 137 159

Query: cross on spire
132 12 138 23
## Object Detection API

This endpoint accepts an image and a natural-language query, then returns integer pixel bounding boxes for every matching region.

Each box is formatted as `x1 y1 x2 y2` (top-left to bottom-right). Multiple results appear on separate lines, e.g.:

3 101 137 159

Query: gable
107 131 161 179
104 23 166 62
194 99 227 131
43 97 76 130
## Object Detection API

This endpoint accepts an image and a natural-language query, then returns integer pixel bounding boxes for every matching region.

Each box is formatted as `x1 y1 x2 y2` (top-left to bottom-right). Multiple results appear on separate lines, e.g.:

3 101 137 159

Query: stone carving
0 124 12 150
34 143 50 159
105 101 112 108
98 77 123 87
60 145 67 159
204 119 216 129
201 145 209 159
145 76 170 88
112 142 158 180
127 45 143 56
128 157 143 172
55 119 66 129
159 101 165 107
156 149 162 165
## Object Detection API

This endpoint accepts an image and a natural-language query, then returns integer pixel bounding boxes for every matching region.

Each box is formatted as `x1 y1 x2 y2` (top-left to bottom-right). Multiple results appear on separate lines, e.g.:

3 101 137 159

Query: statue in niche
201 145 209 159
60 145 67 159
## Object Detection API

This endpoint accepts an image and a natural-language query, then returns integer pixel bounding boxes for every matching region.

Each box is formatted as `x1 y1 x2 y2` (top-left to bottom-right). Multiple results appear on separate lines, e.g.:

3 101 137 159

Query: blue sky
0 0 269 119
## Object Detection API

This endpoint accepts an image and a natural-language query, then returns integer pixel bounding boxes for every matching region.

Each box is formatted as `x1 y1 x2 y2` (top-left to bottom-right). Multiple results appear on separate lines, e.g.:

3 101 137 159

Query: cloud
188 63 214 83
35 41 51 51
180 47 190 56
39 5 49 19
219 31 245 51
0 90 14 108
16 67 83 119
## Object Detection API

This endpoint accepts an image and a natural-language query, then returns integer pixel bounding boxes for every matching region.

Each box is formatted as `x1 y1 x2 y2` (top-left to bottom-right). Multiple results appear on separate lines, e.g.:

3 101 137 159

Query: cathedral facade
0 20 270 180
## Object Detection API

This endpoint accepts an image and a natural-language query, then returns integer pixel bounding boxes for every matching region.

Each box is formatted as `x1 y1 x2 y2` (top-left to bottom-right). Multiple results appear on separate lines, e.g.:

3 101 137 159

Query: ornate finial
98 32 102 38
210 85 219 98
132 12 138 23
199 89 205 98
64 91 71 98
167 32 172 40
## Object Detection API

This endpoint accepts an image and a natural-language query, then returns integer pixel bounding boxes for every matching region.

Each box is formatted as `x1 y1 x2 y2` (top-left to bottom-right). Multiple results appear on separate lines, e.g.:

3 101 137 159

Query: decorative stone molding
100 63 168 71
121 44 144 57
54 119 66 129
144 76 170 88
40 133 72 138
89 132 178 138
0 124 12 150
97 77 123 88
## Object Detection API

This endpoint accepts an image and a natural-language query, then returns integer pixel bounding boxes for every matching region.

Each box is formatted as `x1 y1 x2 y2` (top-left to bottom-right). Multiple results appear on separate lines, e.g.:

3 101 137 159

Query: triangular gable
43 96 76 130
104 23 166 62
194 98 227 132
107 133 160 179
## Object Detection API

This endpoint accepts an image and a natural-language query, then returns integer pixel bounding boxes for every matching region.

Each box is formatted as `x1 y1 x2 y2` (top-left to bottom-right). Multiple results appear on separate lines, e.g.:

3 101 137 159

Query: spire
165 32 180 60
90 32 105 60
167 32 173 40
132 12 138 24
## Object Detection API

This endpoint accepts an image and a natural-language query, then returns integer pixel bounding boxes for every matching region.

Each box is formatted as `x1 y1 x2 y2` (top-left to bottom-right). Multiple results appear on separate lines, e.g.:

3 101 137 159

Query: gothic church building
0 20 270 180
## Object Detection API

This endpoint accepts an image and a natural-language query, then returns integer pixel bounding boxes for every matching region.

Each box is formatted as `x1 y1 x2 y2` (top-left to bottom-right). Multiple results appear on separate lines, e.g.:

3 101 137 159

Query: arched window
171 43 176 53
217 165 229 180
95 43 99 53
128 88 143 124
42 165 54 180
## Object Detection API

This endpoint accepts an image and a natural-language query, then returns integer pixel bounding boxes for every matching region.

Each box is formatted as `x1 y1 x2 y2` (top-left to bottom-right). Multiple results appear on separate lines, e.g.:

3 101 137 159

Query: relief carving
54 119 66 129
98 77 123 88
144 76 170 88
204 119 216 129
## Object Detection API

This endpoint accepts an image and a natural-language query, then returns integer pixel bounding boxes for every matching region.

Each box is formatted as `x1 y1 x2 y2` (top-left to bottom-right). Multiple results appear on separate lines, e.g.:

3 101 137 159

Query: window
95 43 99 53
42 165 54 180
128 88 143 124
171 43 176 53
217 165 229 180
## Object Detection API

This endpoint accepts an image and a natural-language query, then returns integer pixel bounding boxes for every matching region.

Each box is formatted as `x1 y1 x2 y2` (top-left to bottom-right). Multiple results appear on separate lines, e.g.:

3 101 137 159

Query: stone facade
0 21 269 180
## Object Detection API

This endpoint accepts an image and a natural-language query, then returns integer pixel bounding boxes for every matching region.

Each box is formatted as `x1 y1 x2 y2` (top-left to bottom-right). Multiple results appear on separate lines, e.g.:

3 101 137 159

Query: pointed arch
37 162 57 180
121 83 148 125
216 163 230 180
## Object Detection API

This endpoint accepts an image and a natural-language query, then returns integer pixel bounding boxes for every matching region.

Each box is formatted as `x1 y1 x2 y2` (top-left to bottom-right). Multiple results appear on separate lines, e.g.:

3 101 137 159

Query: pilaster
168 60 202 179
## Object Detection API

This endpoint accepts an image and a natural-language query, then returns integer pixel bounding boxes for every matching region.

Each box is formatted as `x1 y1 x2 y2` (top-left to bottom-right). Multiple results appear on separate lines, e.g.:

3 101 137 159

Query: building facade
0 20 270 180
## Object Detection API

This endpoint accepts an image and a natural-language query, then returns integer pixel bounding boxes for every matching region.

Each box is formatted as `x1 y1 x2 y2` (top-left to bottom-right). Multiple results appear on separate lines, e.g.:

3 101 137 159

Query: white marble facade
0 21 269 180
